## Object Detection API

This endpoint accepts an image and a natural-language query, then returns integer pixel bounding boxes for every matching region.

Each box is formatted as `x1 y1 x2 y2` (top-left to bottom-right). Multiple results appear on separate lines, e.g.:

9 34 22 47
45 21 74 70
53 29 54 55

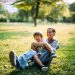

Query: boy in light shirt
9 32 48 71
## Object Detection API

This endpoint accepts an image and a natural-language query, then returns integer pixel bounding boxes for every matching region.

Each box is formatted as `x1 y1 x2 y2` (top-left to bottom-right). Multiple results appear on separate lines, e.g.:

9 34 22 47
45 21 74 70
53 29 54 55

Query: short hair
33 31 43 38
47 28 56 33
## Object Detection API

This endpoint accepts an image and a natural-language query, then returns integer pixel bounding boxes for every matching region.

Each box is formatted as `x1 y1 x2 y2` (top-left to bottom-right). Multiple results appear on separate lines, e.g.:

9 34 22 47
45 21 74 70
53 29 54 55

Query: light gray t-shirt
37 39 59 54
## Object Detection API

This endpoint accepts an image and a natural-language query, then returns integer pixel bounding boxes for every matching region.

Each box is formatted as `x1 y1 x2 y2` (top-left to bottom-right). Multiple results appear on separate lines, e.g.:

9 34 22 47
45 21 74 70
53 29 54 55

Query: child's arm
31 41 54 53
31 42 43 51
31 41 55 53
43 42 52 52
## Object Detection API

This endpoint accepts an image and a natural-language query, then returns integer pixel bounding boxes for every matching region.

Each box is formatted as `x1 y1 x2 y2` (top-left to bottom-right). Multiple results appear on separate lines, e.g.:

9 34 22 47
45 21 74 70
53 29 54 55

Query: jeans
16 50 37 69
16 49 55 69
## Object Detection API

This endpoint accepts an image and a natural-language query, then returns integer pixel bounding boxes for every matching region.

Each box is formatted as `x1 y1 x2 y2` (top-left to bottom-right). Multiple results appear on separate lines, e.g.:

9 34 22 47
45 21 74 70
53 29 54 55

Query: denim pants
16 50 37 69
39 50 52 63
16 49 53 69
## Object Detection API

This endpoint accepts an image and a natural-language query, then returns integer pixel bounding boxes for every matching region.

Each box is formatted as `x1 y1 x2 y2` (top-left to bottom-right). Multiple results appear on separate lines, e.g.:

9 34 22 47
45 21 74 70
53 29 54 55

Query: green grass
0 23 75 75
0 31 31 40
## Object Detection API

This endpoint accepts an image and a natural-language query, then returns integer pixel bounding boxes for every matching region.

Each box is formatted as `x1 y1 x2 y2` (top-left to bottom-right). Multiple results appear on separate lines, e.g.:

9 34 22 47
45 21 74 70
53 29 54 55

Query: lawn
0 23 75 75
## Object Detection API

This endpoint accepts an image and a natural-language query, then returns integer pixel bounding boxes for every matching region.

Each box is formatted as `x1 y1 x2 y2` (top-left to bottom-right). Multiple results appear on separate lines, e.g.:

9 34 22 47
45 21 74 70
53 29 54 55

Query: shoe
42 66 48 72
52 53 57 58
28 61 34 66
9 50 17 66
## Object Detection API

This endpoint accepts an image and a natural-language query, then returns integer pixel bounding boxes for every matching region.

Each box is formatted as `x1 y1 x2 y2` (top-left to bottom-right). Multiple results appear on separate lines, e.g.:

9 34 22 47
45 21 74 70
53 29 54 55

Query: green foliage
69 2 75 23
12 0 35 11
12 0 65 25
13 0 62 16
0 3 10 22
62 2 75 23
69 2 75 12
0 3 5 14
0 1 75 24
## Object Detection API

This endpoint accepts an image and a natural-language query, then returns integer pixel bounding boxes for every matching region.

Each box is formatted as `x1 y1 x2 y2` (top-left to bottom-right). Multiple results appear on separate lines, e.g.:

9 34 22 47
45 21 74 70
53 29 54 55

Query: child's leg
33 55 48 71
33 55 44 67
9 50 37 69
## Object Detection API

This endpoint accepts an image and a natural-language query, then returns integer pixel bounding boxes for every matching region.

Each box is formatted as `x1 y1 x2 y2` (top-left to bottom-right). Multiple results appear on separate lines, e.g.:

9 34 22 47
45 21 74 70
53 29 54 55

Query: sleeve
50 40 60 54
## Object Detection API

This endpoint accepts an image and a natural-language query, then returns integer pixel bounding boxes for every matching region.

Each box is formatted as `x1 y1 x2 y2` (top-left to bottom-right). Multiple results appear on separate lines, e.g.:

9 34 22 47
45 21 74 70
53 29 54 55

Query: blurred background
0 0 75 26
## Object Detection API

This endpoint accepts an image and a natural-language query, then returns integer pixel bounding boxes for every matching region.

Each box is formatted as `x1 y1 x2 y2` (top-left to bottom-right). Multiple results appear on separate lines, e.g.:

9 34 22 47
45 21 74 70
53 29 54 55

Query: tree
0 3 8 22
12 0 64 26
16 10 30 22
69 2 75 22
0 2 5 14
46 1 70 22
69 2 75 12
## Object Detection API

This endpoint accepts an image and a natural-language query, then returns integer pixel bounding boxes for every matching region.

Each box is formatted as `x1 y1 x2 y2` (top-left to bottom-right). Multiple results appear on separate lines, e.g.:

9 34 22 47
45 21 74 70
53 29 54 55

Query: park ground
0 23 75 75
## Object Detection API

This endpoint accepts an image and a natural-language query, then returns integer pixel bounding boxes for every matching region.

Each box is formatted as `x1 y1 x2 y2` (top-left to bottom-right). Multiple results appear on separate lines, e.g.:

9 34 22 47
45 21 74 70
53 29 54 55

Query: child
9 31 48 71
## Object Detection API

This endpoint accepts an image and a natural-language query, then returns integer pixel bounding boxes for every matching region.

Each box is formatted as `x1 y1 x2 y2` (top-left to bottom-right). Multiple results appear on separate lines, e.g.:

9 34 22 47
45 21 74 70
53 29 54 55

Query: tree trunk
25 11 29 22
34 0 40 26
32 17 37 26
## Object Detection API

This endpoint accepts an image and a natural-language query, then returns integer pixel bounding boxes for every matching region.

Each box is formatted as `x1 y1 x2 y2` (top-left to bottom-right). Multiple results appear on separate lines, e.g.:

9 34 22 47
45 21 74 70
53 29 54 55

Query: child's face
47 28 54 40
34 35 42 42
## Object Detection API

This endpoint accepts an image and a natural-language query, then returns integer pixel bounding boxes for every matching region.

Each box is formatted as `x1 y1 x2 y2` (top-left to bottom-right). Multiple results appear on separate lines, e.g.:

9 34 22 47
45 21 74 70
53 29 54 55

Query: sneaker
52 53 57 58
9 50 17 66
28 61 34 66
42 66 48 72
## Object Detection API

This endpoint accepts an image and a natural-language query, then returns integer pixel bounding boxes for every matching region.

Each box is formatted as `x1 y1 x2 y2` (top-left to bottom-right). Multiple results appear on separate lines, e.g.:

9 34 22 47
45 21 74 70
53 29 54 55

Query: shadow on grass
7 56 54 75
7 65 49 75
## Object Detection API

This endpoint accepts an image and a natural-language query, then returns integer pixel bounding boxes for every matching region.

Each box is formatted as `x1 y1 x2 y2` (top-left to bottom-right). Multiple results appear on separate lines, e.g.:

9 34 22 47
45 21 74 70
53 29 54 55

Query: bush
0 17 7 22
